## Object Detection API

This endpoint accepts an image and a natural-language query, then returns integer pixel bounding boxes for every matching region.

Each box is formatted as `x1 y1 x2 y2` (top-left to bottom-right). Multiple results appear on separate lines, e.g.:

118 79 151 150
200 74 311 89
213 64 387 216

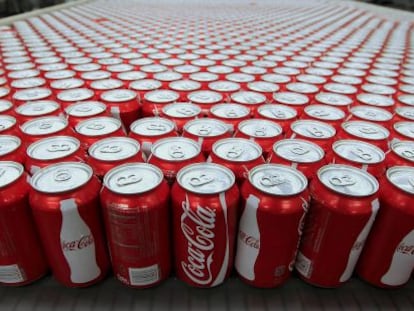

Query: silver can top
291 120 336 139
16 100 59 117
318 164 378 197
162 103 201 118
0 100 12 113
184 118 229 137
143 90 179 103
238 119 282 138
177 163 235 194
11 77 46 89
21 116 67 136
129 79 162 91
257 104 297 120
333 140 385 164
398 95 414 107
90 79 123 91
0 115 16 131
209 81 240 93
104 163 163 195
0 161 24 188
249 164 307 196
287 82 319 94
273 139 324 163
89 137 140 161
350 105 392 122
357 93 394 108
50 78 85 90
342 121 389 140
169 80 201 92
273 92 309 105
76 117 121 136
57 88 94 102
13 88 52 101
65 101 107 117
151 137 201 161
391 141 414 163
27 136 80 160
394 122 414 139
231 91 266 105
131 117 176 136
210 103 250 119
188 90 223 104
101 89 137 102
0 135 21 156
395 107 414 121
315 92 353 106
117 71 147 81
305 104 345 121
213 138 262 162
386 166 414 195
247 81 279 93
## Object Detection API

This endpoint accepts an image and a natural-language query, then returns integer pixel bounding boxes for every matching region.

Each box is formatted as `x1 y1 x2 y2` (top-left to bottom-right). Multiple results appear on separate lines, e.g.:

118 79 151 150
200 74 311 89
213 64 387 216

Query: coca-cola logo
180 195 216 286
397 243 414 255
62 235 94 251
290 198 309 271
238 230 259 249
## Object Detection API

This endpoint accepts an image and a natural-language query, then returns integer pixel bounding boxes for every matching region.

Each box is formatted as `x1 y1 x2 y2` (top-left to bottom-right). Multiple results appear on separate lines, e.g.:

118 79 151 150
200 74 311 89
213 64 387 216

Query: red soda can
235 119 283 155
268 139 325 179
0 135 25 163
57 88 95 109
44 69 76 81
169 80 202 101
29 162 110 287
100 89 140 130
65 101 109 127
187 90 223 115
75 117 125 149
339 121 390 152
0 161 48 285
273 92 309 115
261 74 291 91
314 92 353 113
80 70 111 87
160 103 202 132
129 79 162 100
12 88 53 106
183 118 232 156
208 81 241 101
141 90 179 117
101 163 171 288
172 163 239 287
235 164 310 287
20 116 72 145
296 164 379 287
88 137 144 178
288 120 336 152
50 78 85 92
15 101 62 124
230 91 267 116
329 140 386 179
25 136 85 175
147 137 204 183
246 81 279 101
357 167 414 288
208 103 250 132
302 105 346 130
255 104 297 133
361 84 396 98
391 121 414 142
386 140 414 167
347 105 393 127
394 107 414 123
208 138 265 183
356 93 395 112
0 115 19 136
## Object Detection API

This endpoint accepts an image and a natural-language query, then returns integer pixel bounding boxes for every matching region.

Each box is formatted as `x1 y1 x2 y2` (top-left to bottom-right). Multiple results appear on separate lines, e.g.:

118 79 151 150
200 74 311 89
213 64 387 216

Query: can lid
129 79 162 91
81 70 111 80
333 140 385 164
0 115 16 131
273 92 309 105
318 164 379 197
395 107 414 121
169 80 201 91
177 163 235 194
89 137 140 161
291 120 336 139
315 92 353 106
101 89 137 102
31 162 93 193
357 93 394 107
324 83 357 94
361 84 395 95
394 122 414 139
16 100 59 117
0 135 21 156
162 103 201 118
189 72 218 82
117 71 147 81
257 104 297 120
11 77 46 89
209 81 240 93
21 116 67 136
50 78 85 90
57 88 94 102
273 139 324 163
286 82 319 94
184 118 229 137
247 81 279 93
305 104 345 121
151 137 200 161
154 71 182 82
210 103 250 119
350 105 392 122
13 88 51 101
90 79 123 90
386 166 414 195
261 73 290 84
143 90 179 103
188 90 222 104
391 141 414 163
249 164 307 196
0 100 12 113
131 117 176 136
27 136 80 160
76 117 121 136
238 119 282 138
342 121 389 140
65 101 107 117
0 161 24 188
104 163 163 194
213 138 262 162
231 91 266 105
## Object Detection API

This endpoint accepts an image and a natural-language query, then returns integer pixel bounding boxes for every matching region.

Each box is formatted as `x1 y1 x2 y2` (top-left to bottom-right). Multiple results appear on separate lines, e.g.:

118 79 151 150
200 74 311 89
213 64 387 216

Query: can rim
213 137 263 162
0 161 24 189
341 120 390 140
332 139 385 164
273 138 324 163
20 116 68 135
151 137 201 161
386 166 414 195
27 135 80 160
391 140 414 162
75 116 122 136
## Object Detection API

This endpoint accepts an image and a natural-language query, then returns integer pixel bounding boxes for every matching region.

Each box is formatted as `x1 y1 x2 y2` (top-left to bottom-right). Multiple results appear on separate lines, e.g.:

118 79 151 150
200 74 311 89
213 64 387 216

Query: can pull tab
271 109 286 118
177 107 195 116
0 124 5 130
75 106 92 113
359 127 378 135
312 110 329 117
243 94 258 104
146 123 167 131
306 126 324 138
47 143 71 152
260 173 287 187
113 92 131 100
198 125 212 135
365 111 377 118
100 145 122 153
54 169 72 182
86 122 105 130
402 149 414 159
189 174 214 187
254 126 267 137
116 174 142 186
290 145 310 155
32 105 45 112
38 122 52 130
351 147 373 161
226 145 244 158
169 145 185 159
225 109 238 118
329 175 356 187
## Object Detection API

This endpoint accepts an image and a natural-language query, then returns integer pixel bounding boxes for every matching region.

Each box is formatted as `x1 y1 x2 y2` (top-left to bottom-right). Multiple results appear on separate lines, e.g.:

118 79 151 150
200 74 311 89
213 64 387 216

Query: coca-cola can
0 135 25 163
88 137 144 178
314 92 353 113
101 163 171 288
172 163 239 287
356 94 395 112
25 136 85 175
357 166 414 288
10 77 47 92
394 106 414 123
296 164 379 287
208 81 241 101
187 90 223 115
329 140 386 179
302 105 346 130
20 116 72 146
15 100 62 124
397 95 414 108
57 88 96 109
141 90 179 117
391 121 414 142
273 92 309 114
254 104 297 133
208 103 250 131
0 161 48 285
65 101 109 127
386 140 414 167
160 103 202 132
50 78 85 92
288 120 336 152
0 115 19 136
148 137 204 183
235 164 310 287
347 105 393 127
268 139 326 179
246 81 279 101
29 162 110 287
12 88 53 106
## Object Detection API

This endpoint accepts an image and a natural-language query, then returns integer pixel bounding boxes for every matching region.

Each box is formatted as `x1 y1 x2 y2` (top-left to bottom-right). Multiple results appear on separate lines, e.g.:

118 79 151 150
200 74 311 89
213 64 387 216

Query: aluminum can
187 90 223 115
254 104 297 133
160 103 201 132
65 101 109 127
268 139 325 179
141 90 179 117
386 141 414 167
357 167 414 288
391 121 414 142
356 94 395 112
172 163 239 287
288 120 336 152
56 88 96 109
129 79 162 100
0 100 14 116
347 106 393 127
246 81 279 101
394 107 414 123
25 136 85 175
314 92 353 113
272 92 309 114
0 135 25 163
88 137 144 178
50 78 85 92
15 101 62 124
236 164 310 287
208 103 250 131
29 162 110 287
296 164 379 287
169 80 201 101
208 81 241 101
0 161 48 285
397 95 414 108
101 163 171 288
230 91 267 115
20 116 72 146
0 115 19 136
12 88 53 106
302 105 345 130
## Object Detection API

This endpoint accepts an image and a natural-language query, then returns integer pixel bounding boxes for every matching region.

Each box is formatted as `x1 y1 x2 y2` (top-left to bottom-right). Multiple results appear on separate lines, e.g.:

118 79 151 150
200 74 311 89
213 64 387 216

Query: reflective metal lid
27 136 80 160
81 70 111 80
318 164 379 197
333 140 385 164
129 79 162 91
357 93 394 107
89 137 140 161
16 100 59 116
247 81 279 93
101 89 137 102
11 77 46 89
398 95 414 106
390 141 414 163
162 103 201 118
213 138 262 162
342 121 389 140
177 163 235 194
31 162 93 193
21 116 67 136
50 78 85 90
104 163 163 194
188 90 222 104
261 73 290 84
305 104 345 120
231 91 266 105
57 88 94 102
189 72 218 82
184 118 229 137
0 135 21 156
394 122 414 139
361 84 395 95
273 139 324 163
151 137 201 161
0 100 12 113
0 161 24 188
287 82 319 94
395 107 414 121
169 80 201 91
273 92 309 105
117 71 147 81
209 81 240 92
258 104 297 120
90 79 123 90
144 90 179 103
76 117 121 136
350 105 392 121
249 164 307 196
65 101 107 117
0 115 16 131
315 92 353 106
13 88 51 101
238 119 282 137
291 120 336 139
210 103 250 119
131 117 176 136
386 166 414 195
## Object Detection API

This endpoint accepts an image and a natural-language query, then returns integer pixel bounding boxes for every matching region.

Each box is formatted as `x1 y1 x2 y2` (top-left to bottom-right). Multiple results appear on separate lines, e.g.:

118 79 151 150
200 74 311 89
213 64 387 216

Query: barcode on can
0 264 24 284
128 264 160 286
295 251 313 278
